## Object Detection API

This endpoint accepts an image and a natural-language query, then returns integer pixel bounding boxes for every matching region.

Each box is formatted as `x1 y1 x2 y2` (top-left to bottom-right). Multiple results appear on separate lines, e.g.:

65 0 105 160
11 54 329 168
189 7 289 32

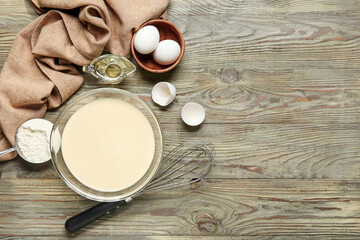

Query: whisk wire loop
133 141 214 197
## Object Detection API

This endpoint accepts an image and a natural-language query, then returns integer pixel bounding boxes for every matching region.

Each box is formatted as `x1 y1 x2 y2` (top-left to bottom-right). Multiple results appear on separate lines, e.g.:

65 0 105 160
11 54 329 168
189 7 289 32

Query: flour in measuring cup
16 119 53 163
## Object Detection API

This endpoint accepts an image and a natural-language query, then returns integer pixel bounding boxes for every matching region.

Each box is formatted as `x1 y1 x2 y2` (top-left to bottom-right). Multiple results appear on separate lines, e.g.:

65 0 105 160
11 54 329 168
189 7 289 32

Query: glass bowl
50 88 163 202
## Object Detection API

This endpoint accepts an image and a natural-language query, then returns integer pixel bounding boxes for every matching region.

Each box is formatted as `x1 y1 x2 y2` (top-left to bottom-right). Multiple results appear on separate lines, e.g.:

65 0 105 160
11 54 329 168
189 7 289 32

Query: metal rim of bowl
50 88 163 202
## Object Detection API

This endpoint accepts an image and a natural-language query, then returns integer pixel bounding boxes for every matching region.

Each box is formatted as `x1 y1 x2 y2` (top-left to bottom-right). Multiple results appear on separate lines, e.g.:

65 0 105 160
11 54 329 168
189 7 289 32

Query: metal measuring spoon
0 118 53 163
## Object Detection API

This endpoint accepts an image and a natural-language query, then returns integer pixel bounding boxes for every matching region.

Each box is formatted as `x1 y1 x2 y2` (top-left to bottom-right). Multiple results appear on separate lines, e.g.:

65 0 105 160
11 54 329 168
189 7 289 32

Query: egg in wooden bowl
131 19 185 73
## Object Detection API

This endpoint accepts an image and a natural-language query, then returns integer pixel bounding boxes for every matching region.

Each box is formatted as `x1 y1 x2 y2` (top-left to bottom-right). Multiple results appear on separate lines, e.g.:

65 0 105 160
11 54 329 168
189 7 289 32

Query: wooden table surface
1 0 360 239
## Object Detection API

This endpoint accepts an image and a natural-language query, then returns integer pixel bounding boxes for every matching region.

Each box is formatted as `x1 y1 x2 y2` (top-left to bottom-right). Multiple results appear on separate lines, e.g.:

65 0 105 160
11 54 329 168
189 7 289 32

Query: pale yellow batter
61 98 155 192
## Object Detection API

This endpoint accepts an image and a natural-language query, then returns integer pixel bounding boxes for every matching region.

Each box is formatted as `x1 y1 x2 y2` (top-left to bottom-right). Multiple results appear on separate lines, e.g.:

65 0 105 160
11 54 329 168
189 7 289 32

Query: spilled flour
16 119 53 163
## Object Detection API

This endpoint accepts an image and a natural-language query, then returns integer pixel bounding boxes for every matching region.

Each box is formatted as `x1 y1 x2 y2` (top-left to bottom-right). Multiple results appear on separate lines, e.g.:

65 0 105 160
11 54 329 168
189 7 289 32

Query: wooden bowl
131 19 185 73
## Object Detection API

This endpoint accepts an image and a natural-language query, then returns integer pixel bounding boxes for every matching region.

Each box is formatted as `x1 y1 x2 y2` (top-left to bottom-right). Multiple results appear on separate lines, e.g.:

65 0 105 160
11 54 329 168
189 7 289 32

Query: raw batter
61 98 155 192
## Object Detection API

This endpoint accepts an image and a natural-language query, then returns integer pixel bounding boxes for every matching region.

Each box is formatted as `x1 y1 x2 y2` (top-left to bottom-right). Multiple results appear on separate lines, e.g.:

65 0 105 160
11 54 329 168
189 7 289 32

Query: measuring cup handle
65 200 128 233
0 148 16 157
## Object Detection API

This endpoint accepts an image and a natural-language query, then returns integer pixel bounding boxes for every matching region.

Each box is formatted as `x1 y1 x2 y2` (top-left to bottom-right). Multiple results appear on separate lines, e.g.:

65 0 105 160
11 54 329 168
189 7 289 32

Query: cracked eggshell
152 82 176 107
181 102 205 126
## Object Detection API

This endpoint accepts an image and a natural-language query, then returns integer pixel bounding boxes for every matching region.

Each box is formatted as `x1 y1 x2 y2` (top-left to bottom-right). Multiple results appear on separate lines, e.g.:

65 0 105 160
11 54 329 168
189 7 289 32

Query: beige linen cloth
0 0 169 160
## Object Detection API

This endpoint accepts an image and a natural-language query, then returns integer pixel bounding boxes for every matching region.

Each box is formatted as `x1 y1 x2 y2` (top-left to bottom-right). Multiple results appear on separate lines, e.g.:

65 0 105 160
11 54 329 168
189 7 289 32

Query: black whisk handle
65 200 127 233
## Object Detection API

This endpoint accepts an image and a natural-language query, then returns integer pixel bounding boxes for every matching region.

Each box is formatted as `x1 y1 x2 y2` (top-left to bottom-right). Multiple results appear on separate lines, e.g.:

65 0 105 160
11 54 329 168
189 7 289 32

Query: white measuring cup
0 118 53 163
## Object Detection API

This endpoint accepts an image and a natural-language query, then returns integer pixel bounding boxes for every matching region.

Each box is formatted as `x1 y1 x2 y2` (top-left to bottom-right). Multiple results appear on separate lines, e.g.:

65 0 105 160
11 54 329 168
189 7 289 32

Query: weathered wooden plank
57 81 360 125
93 67 360 89
0 236 359 240
1 123 360 179
169 0 360 15
0 179 359 237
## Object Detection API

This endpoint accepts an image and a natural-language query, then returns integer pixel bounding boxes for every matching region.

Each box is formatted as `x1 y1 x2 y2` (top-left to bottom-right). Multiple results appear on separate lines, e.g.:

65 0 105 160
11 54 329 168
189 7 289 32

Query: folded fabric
0 0 169 161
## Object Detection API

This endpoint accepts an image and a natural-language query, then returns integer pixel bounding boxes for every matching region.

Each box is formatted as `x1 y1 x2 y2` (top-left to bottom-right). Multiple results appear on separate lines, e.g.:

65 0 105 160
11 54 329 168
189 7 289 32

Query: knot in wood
196 215 219 233
219 68 240 83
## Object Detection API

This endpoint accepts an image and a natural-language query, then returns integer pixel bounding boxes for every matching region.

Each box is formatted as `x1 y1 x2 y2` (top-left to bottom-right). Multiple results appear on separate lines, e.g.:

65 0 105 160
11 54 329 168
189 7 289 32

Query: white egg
181 102 205 126
152 82 176 107
153 40 181 65
134 25 160 54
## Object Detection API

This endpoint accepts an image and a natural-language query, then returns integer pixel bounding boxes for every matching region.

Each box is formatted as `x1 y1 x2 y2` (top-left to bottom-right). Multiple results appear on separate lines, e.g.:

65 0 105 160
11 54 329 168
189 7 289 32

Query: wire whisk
135 140 214 196
65 141 215 233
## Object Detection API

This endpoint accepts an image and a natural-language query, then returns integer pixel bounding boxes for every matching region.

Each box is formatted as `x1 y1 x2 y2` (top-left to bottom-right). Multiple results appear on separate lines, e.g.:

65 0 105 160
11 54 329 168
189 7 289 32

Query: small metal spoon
0 118 53 163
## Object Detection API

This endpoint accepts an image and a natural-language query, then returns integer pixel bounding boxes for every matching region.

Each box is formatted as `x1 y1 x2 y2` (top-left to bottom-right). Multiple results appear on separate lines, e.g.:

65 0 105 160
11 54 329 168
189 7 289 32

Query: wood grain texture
0 179 360 237
51 79 360 125
0 0 360 238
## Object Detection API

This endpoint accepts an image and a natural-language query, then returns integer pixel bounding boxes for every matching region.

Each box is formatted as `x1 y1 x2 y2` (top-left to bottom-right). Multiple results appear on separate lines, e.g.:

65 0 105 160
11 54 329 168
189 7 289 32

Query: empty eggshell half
152 82 176 107
181 102 205 126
